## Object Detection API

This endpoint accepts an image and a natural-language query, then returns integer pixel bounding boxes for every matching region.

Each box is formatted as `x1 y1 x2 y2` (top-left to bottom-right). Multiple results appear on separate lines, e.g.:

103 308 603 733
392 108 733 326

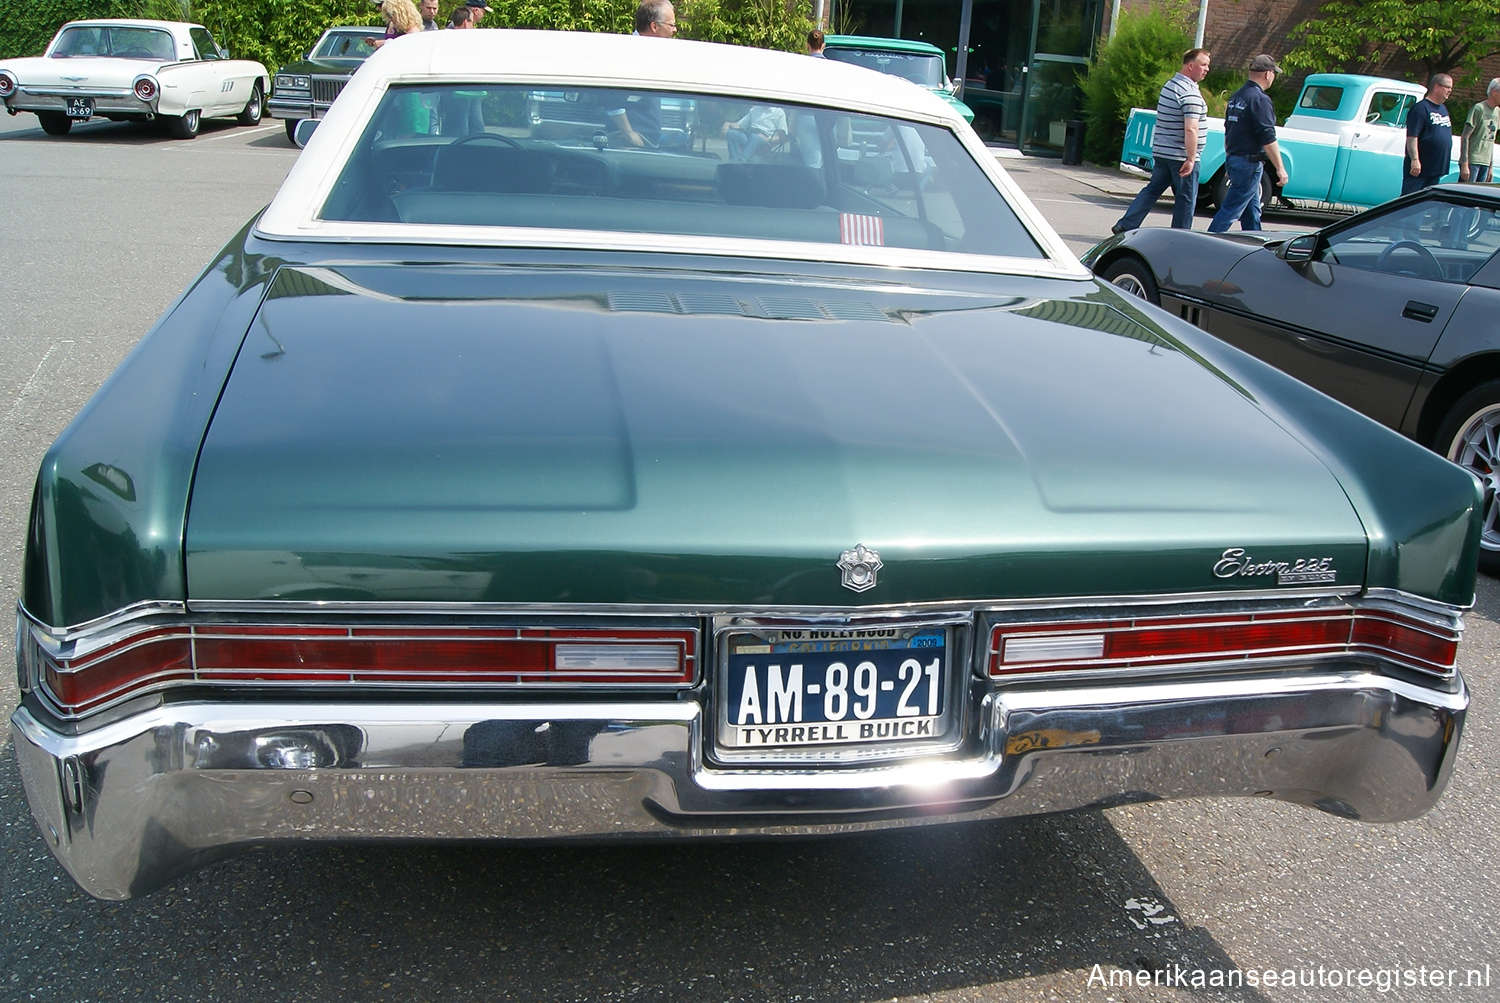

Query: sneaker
1111 223 1127 235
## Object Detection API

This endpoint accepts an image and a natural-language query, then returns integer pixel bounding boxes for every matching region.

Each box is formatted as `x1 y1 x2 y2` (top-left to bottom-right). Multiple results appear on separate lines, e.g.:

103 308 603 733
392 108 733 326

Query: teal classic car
12 30 1478 900
822 34 975 123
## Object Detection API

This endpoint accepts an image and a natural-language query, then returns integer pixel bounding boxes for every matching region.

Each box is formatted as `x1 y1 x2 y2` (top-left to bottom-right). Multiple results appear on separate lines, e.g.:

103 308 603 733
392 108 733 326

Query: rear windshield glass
824 49 946 88
1298 85 1345 113
52 25 174 60
318 83 1043 259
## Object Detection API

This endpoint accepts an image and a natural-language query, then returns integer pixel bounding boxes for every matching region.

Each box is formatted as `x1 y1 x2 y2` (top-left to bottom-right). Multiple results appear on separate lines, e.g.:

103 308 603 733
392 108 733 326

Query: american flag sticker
839 213 885 246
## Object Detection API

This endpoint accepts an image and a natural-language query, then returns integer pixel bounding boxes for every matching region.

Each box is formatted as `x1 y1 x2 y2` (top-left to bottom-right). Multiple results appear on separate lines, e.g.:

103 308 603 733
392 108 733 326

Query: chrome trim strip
254 223 1092 281
21 586 1384 639
22 86 134 98
18 600 186 645
1362 585 1475 617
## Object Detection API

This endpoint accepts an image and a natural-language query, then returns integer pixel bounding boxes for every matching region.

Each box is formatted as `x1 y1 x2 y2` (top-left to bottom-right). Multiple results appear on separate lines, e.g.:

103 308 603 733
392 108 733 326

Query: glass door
1017 0 1102 155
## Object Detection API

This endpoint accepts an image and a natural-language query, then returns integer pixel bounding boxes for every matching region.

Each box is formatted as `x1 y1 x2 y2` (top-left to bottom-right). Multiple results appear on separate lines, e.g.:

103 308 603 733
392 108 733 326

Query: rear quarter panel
1102 290 1482 605
23 221 276 628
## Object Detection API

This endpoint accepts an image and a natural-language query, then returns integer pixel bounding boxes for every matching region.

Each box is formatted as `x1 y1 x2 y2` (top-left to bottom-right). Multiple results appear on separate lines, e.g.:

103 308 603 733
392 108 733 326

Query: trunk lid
184 263 1368 605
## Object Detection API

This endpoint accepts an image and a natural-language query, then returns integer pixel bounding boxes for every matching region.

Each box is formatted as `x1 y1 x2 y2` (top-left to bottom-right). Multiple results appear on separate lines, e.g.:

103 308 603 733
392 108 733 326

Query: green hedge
2 0 812 72
1078 10 1192 165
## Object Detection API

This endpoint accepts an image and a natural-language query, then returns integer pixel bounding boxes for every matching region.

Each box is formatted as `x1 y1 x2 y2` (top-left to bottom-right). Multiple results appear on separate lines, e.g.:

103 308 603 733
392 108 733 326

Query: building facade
834 0 1105 153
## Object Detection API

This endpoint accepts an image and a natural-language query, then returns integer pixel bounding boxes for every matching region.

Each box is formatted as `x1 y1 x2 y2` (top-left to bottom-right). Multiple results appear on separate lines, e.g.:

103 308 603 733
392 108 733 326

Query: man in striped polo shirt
1114 48 1212 232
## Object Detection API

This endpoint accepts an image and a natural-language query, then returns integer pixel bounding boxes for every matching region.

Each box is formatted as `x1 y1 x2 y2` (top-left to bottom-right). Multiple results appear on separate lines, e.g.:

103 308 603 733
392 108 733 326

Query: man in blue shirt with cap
1209 54 1289 232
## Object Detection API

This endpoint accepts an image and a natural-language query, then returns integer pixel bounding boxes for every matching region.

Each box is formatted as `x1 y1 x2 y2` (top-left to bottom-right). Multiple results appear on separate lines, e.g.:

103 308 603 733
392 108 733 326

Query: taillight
30 622 697 715
0 73 15 98
990 608 1458 678
133 75 157 102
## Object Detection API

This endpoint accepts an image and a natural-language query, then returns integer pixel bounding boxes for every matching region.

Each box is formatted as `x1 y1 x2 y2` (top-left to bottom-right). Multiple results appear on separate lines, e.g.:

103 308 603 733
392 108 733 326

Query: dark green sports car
12 30 1481 900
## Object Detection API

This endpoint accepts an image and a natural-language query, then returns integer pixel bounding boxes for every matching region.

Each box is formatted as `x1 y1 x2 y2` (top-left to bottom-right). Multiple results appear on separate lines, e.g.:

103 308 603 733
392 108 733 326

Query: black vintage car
267 25 383 143
1086 183 1500 568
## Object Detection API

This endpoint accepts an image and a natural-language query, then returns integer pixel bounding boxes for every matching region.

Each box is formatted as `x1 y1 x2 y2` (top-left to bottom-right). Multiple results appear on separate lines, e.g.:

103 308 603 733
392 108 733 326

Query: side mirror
1278 233 1318 264
218 46 230 59
293 118 320 148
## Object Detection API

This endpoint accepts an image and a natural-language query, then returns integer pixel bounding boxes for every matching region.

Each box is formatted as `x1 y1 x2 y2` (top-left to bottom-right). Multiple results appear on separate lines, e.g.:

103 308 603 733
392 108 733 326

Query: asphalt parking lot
0 110 1496 1003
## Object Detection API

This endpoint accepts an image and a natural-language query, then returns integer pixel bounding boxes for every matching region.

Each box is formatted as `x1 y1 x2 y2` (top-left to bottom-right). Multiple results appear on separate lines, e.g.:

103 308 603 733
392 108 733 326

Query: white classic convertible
0 19 269 138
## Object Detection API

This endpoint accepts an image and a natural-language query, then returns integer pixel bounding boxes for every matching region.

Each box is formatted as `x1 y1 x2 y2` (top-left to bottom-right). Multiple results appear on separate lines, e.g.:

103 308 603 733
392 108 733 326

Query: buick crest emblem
837 544 882 592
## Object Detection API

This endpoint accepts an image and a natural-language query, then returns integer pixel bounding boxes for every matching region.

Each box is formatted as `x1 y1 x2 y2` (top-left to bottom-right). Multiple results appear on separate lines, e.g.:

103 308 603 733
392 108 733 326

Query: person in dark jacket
1404 73 1454 194
1208 54 1289 232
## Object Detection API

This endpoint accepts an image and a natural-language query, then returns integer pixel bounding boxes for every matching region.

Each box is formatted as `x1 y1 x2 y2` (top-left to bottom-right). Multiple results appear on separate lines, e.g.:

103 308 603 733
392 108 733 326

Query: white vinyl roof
343 29 962 122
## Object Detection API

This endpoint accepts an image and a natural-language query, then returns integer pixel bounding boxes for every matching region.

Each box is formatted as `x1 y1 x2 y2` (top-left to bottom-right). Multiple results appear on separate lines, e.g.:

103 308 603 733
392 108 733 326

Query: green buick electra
12 30 1481 900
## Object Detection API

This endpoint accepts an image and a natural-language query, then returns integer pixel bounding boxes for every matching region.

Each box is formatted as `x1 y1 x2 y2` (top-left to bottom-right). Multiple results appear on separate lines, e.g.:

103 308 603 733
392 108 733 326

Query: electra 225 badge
1212 547 1337 585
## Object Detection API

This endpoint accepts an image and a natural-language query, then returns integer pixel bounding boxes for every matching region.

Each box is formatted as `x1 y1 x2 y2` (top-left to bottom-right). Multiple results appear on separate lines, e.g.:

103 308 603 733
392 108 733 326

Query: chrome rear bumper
6 93 154 117
11 668 1467 900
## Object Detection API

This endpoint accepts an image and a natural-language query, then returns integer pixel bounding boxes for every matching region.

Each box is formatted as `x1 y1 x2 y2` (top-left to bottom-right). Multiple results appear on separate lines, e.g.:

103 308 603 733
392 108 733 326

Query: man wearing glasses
609 1 678 146
637 0 677 35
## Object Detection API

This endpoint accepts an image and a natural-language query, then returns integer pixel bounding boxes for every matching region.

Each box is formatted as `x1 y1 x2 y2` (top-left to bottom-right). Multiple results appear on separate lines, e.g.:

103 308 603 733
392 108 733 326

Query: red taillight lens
43 628 195 709
133 77 156 101
0 73 15 98
990 609 1458 678
34 623 698 715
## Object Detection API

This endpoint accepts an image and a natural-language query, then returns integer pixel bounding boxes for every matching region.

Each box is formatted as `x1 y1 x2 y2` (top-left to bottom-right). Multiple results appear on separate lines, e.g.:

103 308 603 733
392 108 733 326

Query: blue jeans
1208 154 1264 232
1115 156 1199 231
1402 168 1445 194
727 128 774 162
1471 163 1493 183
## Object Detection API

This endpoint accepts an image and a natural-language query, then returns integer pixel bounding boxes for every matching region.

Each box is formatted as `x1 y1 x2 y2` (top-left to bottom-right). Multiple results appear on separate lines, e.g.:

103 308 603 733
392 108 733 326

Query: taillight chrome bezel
0 72 16 98
986 593 1462 683
19 607 700 719
132 74 157 103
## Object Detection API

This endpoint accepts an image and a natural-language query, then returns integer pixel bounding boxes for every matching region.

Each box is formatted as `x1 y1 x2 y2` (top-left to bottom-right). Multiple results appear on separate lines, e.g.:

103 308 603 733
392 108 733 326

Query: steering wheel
450 132 521 149
1375 239 1443 279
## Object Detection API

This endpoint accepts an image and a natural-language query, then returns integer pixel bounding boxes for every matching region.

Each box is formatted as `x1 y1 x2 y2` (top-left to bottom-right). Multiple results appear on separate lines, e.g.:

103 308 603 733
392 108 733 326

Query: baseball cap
1249 54 1281 73
465 0 492 8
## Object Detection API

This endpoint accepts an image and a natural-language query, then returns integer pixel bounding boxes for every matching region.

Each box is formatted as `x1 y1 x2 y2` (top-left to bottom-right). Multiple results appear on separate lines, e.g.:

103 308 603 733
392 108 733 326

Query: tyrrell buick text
734 719 939 746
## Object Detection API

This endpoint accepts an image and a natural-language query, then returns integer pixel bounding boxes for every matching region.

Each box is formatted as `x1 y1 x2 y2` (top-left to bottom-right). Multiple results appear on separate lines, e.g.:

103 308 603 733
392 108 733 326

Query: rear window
1298 85 1346 113
318 83 1043 259
52 25 174 60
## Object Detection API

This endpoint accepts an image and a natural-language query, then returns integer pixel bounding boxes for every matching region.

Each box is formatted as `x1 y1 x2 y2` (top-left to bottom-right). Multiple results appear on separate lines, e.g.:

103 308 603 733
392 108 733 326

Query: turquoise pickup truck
1121 73 1465 211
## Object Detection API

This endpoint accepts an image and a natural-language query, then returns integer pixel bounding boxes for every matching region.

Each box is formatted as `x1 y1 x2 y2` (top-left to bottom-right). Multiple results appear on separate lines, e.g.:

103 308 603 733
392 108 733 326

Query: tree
1078 10 1191 164
1285 0 1500 81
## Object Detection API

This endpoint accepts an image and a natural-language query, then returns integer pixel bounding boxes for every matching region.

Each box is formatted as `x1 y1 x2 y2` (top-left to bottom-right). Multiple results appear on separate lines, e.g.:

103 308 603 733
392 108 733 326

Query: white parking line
3 340 72 430
193 122 280 144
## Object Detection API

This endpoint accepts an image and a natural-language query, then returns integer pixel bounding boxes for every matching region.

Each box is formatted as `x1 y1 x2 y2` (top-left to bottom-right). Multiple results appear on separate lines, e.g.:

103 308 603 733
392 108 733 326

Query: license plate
66 97 93 120
721 626 947 749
